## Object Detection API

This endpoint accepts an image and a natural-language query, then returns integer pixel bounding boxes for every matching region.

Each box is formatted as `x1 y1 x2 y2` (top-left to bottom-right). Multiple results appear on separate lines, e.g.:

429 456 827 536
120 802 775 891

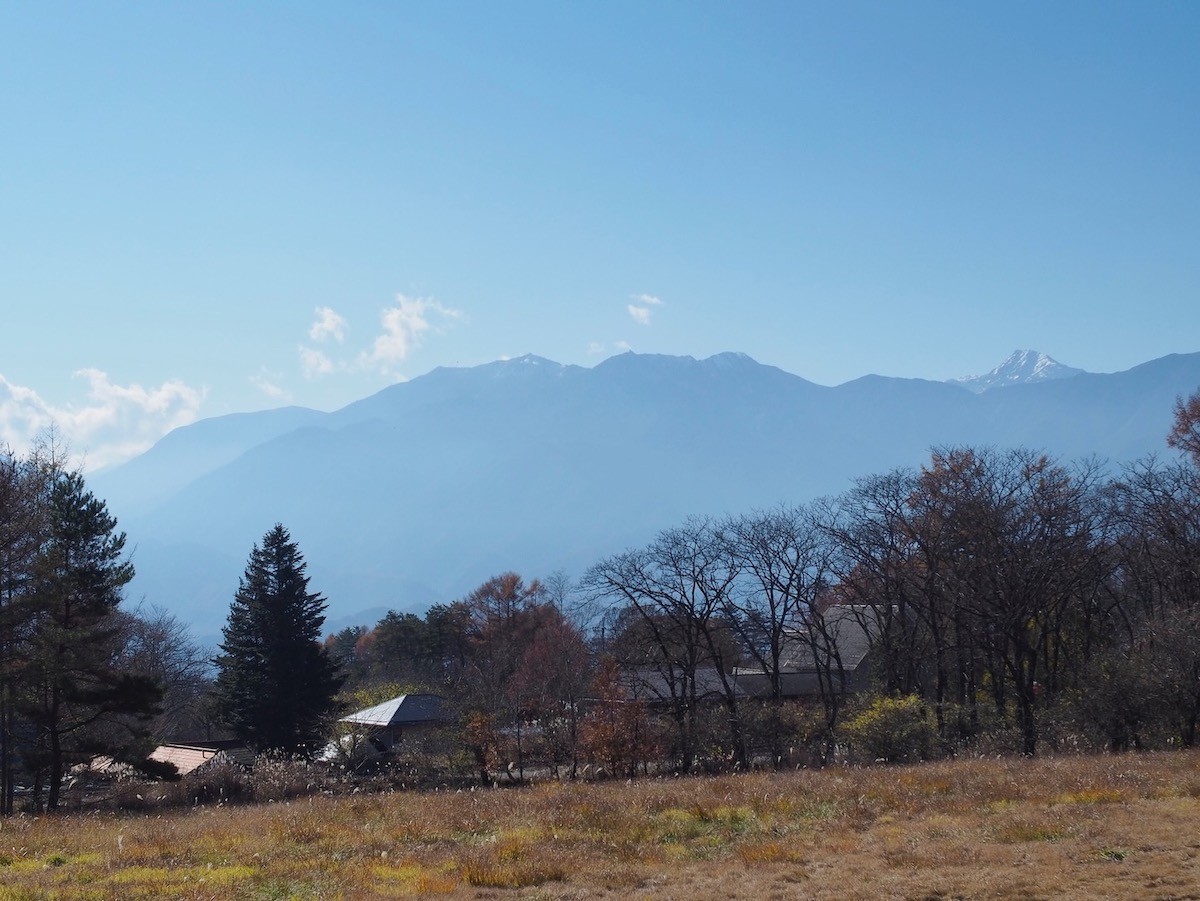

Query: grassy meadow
1 750 1199 899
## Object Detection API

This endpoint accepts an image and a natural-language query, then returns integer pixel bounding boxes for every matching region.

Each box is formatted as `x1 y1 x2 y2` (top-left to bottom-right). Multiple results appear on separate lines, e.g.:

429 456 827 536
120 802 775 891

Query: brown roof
148 742 253 776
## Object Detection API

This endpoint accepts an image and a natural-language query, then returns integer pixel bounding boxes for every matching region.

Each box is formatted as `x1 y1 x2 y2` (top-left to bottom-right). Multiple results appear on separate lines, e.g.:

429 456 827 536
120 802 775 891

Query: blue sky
2 1 1197 469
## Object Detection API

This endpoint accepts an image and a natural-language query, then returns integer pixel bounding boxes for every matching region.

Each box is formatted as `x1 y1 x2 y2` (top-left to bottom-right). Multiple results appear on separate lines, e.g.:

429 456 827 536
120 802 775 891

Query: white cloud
627 304 653 326
586 342 606 356
250 369 290 401
309 306 348 343
615 340 633 352
0 370 205 471
299 346 335 379
627 293 663 326
361 293 464 373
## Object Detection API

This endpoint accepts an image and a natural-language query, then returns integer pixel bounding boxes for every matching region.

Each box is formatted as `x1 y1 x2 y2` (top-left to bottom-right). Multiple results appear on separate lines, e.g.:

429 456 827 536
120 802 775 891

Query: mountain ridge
90 349 1200 638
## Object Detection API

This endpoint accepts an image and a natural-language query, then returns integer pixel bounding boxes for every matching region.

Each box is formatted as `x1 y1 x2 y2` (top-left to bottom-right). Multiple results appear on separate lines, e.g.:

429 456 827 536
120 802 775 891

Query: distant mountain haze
89 350 1200 638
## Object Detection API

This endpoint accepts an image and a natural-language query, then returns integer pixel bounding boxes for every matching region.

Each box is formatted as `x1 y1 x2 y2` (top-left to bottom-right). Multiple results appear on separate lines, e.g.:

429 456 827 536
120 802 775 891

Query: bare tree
829 448 1111 756
1108 458 1200 745
722 504 838 761
723 505 832 699
585 518 746 772
827 468 937 702
117 606 211 741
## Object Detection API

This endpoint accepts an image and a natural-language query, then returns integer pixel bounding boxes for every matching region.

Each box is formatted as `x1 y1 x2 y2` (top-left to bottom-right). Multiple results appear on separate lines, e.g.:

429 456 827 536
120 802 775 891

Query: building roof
763 605 878 672
730 604 881 697
340 693 446 728
148 742 254 776
622 666 747 705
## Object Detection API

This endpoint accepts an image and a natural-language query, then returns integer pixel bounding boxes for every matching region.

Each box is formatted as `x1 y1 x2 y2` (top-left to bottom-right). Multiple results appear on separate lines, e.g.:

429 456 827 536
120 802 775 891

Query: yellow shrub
842 694 936 763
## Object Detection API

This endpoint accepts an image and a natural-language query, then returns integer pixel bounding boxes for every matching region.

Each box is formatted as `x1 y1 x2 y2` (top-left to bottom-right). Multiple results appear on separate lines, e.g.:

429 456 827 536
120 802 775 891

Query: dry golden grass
1 750 1199 899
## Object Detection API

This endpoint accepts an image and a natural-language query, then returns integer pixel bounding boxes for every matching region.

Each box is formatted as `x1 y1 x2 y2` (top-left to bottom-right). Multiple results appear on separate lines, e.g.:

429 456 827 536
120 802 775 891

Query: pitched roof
340 693 446 728
147 742 256 776
775 605 878 672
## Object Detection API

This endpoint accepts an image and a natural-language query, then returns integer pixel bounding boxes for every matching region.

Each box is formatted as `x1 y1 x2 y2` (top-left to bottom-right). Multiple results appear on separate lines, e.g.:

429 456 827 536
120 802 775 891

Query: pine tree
20 468 160 811
213 525 343 753
0 452 43 815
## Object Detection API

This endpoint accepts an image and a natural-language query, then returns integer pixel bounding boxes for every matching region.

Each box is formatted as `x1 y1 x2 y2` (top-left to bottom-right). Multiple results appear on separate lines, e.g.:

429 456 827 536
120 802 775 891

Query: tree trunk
47 703 64 811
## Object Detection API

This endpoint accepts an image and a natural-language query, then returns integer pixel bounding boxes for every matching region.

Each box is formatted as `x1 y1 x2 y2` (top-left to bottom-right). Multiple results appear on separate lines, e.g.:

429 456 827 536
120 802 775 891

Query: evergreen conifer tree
213 525 343 753
21 468 161 811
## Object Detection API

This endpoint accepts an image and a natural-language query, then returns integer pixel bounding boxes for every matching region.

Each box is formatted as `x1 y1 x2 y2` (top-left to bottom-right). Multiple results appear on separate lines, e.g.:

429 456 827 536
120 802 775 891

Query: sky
1 1 1197 470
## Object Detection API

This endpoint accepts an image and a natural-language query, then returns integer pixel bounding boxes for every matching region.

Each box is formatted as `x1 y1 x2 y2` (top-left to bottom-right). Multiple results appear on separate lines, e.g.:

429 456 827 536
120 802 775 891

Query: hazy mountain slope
90 406 323 517
970 354 1199 462
100 350 1200 636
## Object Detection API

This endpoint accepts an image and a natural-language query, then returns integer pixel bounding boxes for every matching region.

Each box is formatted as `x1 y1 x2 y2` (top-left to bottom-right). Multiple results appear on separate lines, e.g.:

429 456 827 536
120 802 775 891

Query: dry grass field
1 750 1199 900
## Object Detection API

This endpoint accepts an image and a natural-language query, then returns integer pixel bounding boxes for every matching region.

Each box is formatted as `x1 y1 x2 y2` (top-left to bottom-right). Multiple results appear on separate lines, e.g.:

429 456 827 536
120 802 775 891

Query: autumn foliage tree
445 572 591 782
579 656 659 777
506 605 592 776
1168 389 1200 467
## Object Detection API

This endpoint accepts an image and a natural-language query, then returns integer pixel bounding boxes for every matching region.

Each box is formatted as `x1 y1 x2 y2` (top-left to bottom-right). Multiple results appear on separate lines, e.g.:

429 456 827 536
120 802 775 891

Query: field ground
1 750 1198 899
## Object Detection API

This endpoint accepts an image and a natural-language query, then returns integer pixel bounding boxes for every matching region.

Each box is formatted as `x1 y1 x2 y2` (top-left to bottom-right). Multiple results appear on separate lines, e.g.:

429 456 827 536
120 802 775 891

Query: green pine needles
213 524 343 753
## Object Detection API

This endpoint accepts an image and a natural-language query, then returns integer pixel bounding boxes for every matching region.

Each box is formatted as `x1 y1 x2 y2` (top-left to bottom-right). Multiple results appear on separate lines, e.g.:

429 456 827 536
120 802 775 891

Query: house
148 740 255 777
324 693 448 762
732 604 878 699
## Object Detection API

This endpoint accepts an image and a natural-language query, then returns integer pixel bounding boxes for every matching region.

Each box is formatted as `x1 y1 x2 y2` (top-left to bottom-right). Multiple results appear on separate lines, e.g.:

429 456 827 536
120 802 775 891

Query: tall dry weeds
0 750 1196 898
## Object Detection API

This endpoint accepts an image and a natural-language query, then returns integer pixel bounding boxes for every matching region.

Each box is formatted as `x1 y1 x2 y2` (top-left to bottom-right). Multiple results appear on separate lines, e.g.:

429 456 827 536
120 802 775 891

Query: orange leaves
1168 390 1200 466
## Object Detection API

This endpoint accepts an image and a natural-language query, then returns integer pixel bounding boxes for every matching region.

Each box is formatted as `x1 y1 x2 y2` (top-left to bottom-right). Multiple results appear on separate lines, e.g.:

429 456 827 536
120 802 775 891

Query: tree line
324 396 1200 774
4 392 1200 806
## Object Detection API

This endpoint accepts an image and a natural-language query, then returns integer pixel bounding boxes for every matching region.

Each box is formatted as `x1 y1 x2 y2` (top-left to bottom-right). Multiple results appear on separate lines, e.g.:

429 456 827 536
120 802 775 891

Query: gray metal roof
339 693 446 727
776 605 877 671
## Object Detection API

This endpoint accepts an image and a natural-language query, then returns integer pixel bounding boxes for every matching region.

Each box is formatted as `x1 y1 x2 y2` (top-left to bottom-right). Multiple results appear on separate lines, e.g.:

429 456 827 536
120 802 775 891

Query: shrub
841 694 936 763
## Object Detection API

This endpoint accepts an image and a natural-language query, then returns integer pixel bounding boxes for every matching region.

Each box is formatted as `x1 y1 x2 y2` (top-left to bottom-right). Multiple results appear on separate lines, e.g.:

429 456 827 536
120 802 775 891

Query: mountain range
90 349 1200 640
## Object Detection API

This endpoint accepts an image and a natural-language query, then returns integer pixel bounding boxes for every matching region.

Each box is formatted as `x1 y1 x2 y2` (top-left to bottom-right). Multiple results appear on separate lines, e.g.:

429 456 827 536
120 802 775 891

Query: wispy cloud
0 370 205 471
361 293 464 374
250 368 290 401
627 293 663 326
589 340 636 356
296 294 464 380
309 306 348 343
299 346 335 379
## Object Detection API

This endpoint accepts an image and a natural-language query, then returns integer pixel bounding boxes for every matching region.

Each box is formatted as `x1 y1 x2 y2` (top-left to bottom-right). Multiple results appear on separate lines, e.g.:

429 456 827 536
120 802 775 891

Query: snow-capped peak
950 350 1086 393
